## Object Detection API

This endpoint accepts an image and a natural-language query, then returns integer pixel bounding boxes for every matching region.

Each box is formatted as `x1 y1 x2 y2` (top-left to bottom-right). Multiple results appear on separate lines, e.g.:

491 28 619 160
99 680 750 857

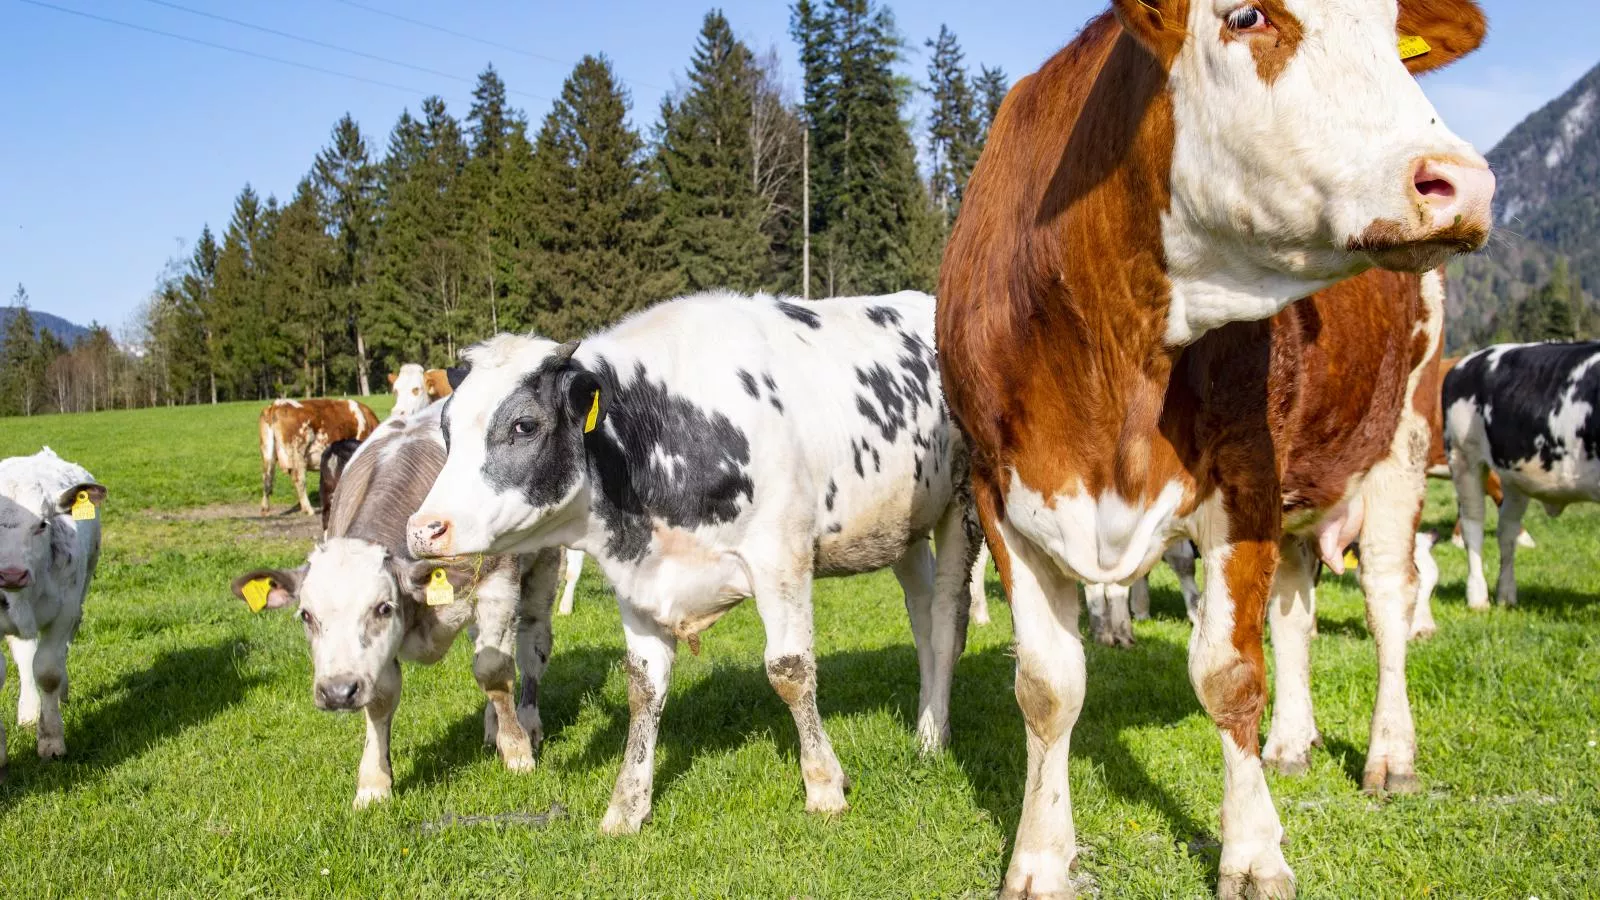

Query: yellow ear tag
425 568 455 607
583 389 601 434
1398 35 1432 61
242 578 274 614
1343 550 1360 571
70 491 96 521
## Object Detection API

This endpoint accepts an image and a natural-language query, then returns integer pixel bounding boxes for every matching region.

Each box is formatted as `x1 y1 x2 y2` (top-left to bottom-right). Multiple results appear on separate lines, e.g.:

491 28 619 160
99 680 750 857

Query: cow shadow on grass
397 645 621 794
0 639 261 809
552 585 1208 854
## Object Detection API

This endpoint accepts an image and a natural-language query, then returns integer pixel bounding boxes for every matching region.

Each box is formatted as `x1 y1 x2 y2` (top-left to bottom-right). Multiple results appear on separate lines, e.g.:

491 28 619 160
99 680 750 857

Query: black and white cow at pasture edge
231 403 562 809
407 289 979 834
0 447 104 774
1445 341 1600 609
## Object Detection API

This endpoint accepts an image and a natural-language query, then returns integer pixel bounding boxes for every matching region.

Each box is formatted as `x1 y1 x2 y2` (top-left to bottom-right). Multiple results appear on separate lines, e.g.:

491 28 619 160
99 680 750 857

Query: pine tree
313 114 379 395
213 187 272 399
463 67 525 339
975 64 1009 142
657 11 769 294
924 25 980 224
1 285 44 416
525 55 669 338
790 0 941 296
259 178 333 395
183 225 220 401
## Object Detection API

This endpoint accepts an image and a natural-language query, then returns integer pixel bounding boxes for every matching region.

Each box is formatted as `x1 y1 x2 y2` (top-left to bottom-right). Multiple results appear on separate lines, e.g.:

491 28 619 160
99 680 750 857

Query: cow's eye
299 609 315 626
34 521 48 534
374 602 395 618
510 418 537 438
1225 5 1269 32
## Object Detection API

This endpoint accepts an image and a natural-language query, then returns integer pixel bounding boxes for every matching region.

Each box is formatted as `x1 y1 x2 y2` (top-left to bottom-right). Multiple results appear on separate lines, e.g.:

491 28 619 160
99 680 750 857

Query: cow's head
407 336 604 559
230 539 477 710
1113 0 1493 286
0 482 104 604
388 364 430 419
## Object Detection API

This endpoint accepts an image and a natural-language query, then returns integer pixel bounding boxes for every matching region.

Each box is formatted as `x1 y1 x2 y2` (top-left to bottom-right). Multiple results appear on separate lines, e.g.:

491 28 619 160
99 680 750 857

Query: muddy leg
599 605 675 835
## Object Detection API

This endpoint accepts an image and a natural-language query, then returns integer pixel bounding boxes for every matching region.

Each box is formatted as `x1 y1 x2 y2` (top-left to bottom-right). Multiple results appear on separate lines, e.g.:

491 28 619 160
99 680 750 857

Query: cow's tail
259 413 277 515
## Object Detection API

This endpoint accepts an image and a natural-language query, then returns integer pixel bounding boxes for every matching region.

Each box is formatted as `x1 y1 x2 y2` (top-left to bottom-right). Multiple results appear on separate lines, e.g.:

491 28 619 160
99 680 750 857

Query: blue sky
3 1 1596 331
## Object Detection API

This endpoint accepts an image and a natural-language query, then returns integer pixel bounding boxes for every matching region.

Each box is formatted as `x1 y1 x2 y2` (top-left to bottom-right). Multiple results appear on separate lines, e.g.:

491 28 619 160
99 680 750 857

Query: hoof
599 807 648 836
36 738 66 761
1361 768 1420 796
502 751 536 773
1265 752 1311 777
352 786 391 809
804 783 849 817
1517 531 1536 549
915 725 951 756
1218 871 1296 900
1408 623 1437 641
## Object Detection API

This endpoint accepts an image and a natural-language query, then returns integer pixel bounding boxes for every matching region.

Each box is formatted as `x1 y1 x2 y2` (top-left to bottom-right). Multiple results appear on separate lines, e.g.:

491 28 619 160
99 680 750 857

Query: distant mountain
1447 60 1600 349
0 307 92 346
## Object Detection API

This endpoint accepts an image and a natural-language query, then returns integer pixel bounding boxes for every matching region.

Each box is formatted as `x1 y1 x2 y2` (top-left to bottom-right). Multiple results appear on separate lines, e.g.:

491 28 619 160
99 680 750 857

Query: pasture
1 400 1597 898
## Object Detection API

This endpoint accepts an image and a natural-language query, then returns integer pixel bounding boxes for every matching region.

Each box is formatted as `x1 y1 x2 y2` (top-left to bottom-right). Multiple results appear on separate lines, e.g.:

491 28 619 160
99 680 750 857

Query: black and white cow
407 290 977 834
1444 341 1600 609
232 404 561 808
0 448 104 774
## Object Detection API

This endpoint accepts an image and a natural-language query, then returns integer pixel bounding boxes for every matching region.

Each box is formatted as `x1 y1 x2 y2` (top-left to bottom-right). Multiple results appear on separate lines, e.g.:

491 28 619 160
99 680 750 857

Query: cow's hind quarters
1217 870 1296 900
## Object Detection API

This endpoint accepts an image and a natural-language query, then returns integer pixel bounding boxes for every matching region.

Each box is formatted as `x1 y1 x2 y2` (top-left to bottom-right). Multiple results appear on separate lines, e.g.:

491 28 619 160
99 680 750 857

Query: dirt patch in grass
152 502 322 541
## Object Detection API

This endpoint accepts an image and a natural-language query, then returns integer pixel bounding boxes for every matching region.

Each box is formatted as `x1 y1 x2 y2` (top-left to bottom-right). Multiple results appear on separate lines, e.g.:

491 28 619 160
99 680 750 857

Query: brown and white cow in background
259 398 379 517
0 448 105 775
386 364 432 420
937 2 1492 897
234 403 560 808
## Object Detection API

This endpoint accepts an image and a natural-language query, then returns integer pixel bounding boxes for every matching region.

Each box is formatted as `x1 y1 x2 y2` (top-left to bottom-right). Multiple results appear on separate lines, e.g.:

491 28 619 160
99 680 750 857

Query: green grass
1 401 1598 898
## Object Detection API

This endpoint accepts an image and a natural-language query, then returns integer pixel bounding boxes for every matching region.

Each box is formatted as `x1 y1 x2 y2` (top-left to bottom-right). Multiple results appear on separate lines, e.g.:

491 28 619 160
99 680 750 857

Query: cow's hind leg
1410 533 1439 640
1263 536 1320 776
1495 485 1530 608
969 542 992 625
514 549 560 754
7 636 40 727
1356 452 1427 795
471 567 545 772
557 548 584 616
291 461 314 516
1085 581 1134 647
1165 540 1202 624
355 662 400 808
600 605 675 835
1453 454 1491 610
994 520 1085 900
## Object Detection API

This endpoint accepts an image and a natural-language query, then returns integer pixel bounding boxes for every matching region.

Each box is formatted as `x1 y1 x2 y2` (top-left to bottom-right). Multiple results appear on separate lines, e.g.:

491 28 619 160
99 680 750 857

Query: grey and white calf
0 447 104 776
231 404 560 808
408 290 977 834
1444 341 1600 609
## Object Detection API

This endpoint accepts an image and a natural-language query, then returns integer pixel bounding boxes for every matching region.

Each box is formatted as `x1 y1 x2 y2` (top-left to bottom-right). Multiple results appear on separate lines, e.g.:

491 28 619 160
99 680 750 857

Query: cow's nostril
1415 177 1454 199
427 520 449 539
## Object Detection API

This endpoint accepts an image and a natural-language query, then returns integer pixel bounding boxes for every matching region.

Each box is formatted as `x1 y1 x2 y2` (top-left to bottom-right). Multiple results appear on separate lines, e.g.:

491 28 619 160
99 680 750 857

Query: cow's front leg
471 576 536 773
1494 486 1530 608
994 519 1085 900
600 605 675 835
1264 536 1320 776
0 649 8 782
30 625 72 760
1194 533 1294 900
6 636 40 727
354 662 400 809
754 562 848 816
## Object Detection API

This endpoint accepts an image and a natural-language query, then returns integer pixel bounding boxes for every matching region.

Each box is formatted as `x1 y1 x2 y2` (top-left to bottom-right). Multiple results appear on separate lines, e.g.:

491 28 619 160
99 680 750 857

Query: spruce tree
183 224 221 401
313 114 379 395
259 178 333 395
975 64 1009 142
657 11 769 294
924 25 981 224
463 67 524 338
525 55 669 338
1 286 42 416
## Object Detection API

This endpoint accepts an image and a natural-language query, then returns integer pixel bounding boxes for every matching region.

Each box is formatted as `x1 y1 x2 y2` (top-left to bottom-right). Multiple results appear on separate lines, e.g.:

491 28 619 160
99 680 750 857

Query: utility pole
802 126 811 300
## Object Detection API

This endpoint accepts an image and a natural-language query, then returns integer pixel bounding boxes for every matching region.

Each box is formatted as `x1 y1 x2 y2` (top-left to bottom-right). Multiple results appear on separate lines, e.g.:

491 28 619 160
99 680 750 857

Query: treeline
5 2 1009 414
0 286 138 416
1448 250 1595 349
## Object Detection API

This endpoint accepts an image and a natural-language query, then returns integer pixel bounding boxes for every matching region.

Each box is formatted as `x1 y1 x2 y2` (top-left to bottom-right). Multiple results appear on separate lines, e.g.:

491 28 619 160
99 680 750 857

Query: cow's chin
1350 219 1492 274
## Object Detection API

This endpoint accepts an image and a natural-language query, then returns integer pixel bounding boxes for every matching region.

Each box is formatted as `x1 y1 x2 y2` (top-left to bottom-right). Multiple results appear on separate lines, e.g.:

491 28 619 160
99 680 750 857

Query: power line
331 0 668 93
132 0 549 104
18 0 425 95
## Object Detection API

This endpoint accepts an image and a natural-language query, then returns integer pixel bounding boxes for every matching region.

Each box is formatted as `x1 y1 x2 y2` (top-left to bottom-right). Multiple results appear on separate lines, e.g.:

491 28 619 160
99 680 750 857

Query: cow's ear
566 371 606 435
1110 0 1189 66
397 559 477 597
445 365 471 392
388 372 399 387
57 482 106 514
1397 0 1486 75
231 568 300 612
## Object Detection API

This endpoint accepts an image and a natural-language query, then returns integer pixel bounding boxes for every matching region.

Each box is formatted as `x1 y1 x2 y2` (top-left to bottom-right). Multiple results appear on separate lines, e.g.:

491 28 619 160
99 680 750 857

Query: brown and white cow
259 398 379 517
937 3 1492 897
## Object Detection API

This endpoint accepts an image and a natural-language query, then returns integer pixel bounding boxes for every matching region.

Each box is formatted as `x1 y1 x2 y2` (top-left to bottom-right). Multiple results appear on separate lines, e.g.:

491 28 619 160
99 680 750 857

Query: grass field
1 400 1597 898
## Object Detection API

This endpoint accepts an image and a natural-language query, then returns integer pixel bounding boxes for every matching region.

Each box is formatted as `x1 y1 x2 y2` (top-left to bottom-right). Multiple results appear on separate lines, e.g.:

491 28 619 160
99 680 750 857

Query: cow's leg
969 541 992 626
1165 541 1202 624
1453 456 1491 610
903 500 977 752
1494 485 1530 608
30 622 73 760
1410 533 1439 640
260 428 275 516
6 636 41 726
1130 577 1151 621
354 662 400 809
515 549 560 751
1356 452 1427 795
1263 536 1320 776
556 547 584 616
291 461 314 516
0 647 8 782
894 539 938 745
471 573 538 772
1086 581 1134 647
1193 522 1293 900
754 561 849 816
600 605 675 835
995 520 1085 900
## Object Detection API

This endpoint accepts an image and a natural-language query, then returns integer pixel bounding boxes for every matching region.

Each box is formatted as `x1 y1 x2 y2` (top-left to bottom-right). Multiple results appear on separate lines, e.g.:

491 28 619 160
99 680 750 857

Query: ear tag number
1398 35 1431 60
584 389 601 434
242 578 273 614
426 569 455 607
71 491 96 521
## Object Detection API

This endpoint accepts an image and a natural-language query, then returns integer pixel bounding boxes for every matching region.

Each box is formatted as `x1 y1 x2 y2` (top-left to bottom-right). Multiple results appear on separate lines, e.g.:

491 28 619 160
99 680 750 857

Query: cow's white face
0 481 101 609
408 336 601 560
1126 0 1493 291
389 364 430 419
